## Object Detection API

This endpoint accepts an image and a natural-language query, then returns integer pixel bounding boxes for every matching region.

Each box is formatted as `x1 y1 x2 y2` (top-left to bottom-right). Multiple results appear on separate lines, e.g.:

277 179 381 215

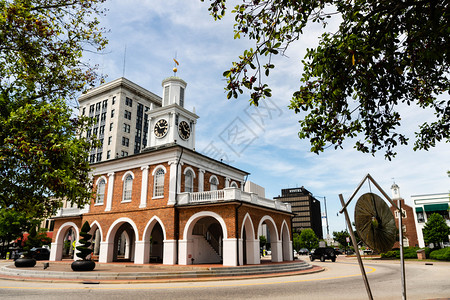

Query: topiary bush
429 248 450 261
76 221 93 260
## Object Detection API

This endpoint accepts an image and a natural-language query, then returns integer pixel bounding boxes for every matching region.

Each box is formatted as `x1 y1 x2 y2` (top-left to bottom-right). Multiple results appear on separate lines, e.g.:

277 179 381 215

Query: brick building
389 183 419 248
49 75 294 266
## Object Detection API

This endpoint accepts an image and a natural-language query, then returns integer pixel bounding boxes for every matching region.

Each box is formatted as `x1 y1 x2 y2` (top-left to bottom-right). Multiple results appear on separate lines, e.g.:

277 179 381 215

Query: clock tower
145 76 198 150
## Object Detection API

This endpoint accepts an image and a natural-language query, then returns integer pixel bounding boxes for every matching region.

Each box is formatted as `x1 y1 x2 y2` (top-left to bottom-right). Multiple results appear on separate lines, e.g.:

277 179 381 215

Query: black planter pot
14 257 37 268
71 260 96 271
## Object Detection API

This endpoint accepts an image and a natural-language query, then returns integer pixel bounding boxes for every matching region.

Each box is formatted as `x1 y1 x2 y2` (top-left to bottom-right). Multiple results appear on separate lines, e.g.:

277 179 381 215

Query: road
0 257 449 300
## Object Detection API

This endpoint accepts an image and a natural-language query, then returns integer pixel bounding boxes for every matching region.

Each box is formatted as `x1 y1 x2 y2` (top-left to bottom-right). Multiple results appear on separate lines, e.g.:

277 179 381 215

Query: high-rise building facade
274 187 323 239
79 77 162 163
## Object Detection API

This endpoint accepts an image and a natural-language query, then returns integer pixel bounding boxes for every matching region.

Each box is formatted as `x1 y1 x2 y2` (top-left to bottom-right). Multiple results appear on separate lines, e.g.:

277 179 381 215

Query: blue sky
83 0 449 235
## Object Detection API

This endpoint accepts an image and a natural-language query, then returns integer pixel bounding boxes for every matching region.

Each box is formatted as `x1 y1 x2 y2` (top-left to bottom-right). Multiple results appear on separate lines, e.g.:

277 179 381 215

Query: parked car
29 247 50 260
298 248 309 255
310 247 336 262
334 248 344 255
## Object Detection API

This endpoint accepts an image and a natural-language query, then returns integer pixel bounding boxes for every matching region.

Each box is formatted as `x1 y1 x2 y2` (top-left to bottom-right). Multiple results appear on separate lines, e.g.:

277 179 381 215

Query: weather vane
173 52 179 76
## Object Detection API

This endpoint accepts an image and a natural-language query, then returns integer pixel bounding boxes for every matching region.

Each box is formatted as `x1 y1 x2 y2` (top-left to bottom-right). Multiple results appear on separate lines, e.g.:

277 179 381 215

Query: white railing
179 188 291 213
56 205 90 217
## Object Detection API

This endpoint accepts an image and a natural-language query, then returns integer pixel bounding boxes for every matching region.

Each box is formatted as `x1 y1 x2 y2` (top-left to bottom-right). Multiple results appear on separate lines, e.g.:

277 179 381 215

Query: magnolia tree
0 0 108 217
202 0 449 159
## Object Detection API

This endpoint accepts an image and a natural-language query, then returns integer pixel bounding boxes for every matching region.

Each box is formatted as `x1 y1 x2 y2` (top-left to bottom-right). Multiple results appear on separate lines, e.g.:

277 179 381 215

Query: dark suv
310 247 336 262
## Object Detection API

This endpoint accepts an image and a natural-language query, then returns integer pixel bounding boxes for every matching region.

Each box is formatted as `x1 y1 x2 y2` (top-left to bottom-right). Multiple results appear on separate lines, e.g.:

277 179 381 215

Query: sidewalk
0 258 324 283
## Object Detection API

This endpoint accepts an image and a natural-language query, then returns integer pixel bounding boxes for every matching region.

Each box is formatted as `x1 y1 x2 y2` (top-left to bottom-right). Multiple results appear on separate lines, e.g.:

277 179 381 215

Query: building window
417 212 425 223
112 96 116 105
122 137 129 147
123 174 133 202
102 100 108 109
123 123 130 133
107 150 111 159
124 110 131 120
121 151 128 157
210 176 218 191
125 97 133 107
230 182 238 188
86 129 92 139
185 170 194 193
154 168 165 197
96 152 102 161
96 178 106 204
99 125 105 135
94 114 99 124
136 128 142 138
82 107 86 116
108 136 112 145
109 122 113 131
111 109 115 118
93 127 98 136
89 104 95 113
96 102 101 111
101 112 106 122
89 154 95 163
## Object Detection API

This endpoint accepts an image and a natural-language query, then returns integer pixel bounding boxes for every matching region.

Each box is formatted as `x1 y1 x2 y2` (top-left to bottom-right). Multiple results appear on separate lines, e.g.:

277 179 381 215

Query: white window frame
209 175 219 191
153 165 167 198
122 171 134 202
95 176 107 205
184 167 196 193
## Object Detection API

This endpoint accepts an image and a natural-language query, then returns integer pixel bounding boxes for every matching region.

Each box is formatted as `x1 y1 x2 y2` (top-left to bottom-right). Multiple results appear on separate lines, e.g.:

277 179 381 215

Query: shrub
76 221 93 261
403 247 419 259
381 250 398 258
429 248 450 261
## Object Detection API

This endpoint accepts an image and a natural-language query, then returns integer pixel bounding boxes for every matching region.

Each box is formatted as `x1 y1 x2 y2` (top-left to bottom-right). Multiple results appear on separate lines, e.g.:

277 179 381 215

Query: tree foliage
298 228 319 250
0 0 107 216
332 230 350 249
0 208 38 246
202 0 450 159
423 213 450 248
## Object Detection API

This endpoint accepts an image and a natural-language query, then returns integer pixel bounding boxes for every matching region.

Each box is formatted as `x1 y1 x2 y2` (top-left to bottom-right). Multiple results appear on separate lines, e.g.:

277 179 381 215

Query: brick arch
182 211 228 240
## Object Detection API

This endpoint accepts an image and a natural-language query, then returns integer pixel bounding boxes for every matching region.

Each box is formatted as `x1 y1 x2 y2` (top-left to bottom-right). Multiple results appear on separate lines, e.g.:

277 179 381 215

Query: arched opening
50 222 79 261
89 222 102 261
240 213 258 265
258 216 281 262
183 215 225 265
113 223 135 262
149 222 164 263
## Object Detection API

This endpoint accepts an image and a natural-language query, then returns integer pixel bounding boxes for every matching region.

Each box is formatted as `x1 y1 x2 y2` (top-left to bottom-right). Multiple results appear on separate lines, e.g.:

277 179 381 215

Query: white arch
258 215 279 241
209 175 219 183
121 170 135 181
230 181 238 188
152 164 167 176
54 222 80 244
105 217 140 242
280 220 291 241
142 216 167 241
95 175 107 186
240 212 255 239
89 220 103 240
183 166 196 178
182 211 228 240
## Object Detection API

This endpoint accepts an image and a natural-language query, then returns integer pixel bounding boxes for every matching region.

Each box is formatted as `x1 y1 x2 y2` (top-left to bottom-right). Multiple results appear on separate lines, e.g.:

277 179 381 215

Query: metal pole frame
338 173 406 300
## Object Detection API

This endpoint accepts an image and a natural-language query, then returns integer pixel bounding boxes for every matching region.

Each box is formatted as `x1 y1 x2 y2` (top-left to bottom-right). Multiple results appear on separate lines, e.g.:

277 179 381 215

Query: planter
71 260 96 271
15 258 37 268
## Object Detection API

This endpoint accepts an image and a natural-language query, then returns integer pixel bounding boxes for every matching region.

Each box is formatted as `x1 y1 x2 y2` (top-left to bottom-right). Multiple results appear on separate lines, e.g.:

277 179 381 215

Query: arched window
230 181 238 188
185 170 194 193
154 168 165 197
96 179 106 204
210 176 218 191
123 174 133 202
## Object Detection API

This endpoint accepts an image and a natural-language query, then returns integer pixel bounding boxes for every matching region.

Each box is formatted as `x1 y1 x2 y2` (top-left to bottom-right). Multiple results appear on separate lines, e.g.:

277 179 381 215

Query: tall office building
79 77 162 163
274 187 323 239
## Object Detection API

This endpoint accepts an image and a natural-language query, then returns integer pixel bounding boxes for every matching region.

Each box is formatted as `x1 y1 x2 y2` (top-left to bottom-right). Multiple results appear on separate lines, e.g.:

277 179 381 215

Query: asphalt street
0 257 449 300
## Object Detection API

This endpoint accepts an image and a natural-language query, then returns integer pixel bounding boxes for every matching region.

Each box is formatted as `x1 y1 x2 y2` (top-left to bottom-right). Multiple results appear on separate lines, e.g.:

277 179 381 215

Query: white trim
230 181 238 188
95 175 108 186
240 212 255 239
121 170 135 181
89 220 103 242
142 216 167 241
182 211 228 240
258 215 279 241
152 164 167 176
280 220 291 241
105 217 140 242
183 166 196 178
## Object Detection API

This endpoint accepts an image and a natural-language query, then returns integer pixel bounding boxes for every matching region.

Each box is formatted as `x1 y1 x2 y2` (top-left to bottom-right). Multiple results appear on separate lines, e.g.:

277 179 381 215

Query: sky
82 0 450 236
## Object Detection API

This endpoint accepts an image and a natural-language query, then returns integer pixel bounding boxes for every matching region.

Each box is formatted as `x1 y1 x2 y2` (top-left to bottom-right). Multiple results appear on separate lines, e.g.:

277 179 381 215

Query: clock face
178 121 191 140
154 119 168 138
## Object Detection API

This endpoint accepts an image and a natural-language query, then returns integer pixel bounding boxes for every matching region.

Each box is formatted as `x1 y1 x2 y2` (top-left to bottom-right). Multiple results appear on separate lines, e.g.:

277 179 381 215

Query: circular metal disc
355 193 396 253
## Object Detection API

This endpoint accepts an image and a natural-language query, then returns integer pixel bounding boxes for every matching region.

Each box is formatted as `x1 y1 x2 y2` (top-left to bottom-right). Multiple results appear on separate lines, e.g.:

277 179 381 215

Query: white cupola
162 76 187 107
391 182 400 200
